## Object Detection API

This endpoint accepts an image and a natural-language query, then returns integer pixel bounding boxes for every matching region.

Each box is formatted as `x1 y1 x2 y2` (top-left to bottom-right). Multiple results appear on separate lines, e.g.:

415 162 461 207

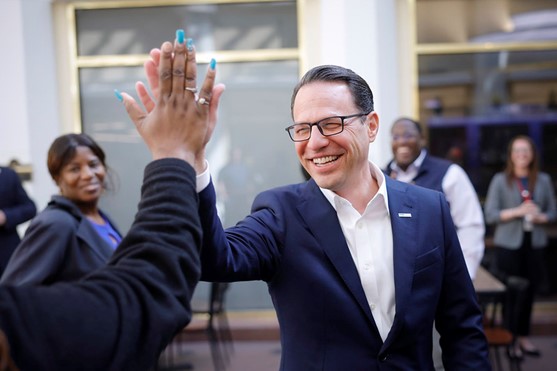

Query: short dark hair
290 65 374 117
47 133 107 180
392 117 423 135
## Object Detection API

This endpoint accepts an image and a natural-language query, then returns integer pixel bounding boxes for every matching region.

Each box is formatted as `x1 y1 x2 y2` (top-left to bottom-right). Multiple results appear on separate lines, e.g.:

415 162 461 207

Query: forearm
2 202 36 229
499 207 522 221
0 159 202 370
109 158 202 308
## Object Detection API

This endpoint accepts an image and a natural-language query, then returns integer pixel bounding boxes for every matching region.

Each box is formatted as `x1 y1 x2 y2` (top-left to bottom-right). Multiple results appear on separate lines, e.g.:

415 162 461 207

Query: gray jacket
484 172 556 249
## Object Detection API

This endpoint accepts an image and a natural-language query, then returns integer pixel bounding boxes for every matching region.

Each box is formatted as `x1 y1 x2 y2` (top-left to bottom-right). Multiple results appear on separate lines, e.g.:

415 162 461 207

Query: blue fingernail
210 58 216 70
176 29 185 44
186 38 194 51
114 89 123 102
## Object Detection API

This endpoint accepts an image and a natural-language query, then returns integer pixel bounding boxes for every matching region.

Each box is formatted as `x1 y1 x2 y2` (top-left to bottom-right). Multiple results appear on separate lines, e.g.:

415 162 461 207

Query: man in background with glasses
193 64 489 369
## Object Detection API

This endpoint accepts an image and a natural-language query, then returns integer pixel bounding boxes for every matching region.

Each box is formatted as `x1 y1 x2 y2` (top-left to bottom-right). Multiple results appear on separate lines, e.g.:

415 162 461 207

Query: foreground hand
136 40 225 173
117 30 218 166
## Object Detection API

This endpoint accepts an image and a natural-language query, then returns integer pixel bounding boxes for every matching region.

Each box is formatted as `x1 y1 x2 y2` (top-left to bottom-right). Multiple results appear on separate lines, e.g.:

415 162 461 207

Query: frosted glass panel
80 61 300 230
76 1 297 55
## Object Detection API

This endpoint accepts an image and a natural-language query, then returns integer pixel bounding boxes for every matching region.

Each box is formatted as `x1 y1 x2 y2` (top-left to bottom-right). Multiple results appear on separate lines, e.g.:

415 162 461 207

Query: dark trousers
496 233 545 336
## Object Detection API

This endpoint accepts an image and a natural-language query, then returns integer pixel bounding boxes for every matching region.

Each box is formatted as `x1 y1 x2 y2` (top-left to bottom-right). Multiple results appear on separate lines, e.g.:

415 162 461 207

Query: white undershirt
320 162 395 342
390 149 426 184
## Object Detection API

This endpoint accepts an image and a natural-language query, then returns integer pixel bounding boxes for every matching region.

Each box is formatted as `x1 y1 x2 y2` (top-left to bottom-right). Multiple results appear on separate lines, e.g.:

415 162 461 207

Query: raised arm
0 30 214 371
134 35 225 173
120 31 218 165
0 167 36 229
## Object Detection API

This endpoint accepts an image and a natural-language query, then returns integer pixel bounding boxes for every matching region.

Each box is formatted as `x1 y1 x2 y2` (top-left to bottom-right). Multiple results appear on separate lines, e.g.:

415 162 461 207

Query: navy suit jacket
385 152 452 193
199 176 489 370
0 166 36 274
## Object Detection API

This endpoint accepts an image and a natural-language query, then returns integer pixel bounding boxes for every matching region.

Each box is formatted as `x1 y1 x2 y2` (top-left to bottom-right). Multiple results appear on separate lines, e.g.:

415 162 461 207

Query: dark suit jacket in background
0 166 36 275
1 195 119 285
199 176 490 370
384 152 452 193
0 159 202 370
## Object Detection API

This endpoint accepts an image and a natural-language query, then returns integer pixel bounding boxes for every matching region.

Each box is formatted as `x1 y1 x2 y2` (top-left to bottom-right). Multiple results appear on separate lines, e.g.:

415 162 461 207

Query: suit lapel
382 178 420 349
50 196 114 260
295 179 423 346
76 218 114 260
296 180 378 332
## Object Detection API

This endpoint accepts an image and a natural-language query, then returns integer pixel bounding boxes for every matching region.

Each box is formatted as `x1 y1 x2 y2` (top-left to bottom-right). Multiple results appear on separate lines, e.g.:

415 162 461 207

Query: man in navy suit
193 65 490 370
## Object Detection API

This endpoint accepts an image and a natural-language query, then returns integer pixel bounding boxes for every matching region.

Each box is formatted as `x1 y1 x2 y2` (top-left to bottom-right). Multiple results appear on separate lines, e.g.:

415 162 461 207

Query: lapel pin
398 213 412 218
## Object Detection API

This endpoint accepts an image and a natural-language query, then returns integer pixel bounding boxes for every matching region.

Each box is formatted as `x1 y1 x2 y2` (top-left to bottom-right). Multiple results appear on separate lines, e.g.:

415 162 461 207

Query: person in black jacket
0 29 224 371
0 165 36 276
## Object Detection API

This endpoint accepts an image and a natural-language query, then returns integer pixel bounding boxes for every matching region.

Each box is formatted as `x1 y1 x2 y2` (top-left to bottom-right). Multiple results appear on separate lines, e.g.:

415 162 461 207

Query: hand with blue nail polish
117 31 224 169
133 31 225 173
176 29 185 44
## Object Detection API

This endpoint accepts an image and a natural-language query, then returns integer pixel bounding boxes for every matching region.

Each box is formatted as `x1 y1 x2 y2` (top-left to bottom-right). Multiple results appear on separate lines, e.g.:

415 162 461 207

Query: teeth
313 155 338 165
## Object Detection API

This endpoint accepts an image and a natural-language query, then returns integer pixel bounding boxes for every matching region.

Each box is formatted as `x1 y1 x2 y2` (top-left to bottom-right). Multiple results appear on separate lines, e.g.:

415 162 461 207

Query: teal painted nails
114 89 123 102
186 38 193 51
210 58 216 70
176 29 185 44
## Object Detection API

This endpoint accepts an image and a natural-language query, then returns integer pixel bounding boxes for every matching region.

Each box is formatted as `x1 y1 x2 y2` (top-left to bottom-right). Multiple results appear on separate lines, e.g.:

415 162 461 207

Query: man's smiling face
390 118 424 171
292 81 377 196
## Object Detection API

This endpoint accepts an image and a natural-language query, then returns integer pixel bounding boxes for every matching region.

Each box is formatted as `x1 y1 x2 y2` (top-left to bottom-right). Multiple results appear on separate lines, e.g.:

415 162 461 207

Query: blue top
89 217 122 249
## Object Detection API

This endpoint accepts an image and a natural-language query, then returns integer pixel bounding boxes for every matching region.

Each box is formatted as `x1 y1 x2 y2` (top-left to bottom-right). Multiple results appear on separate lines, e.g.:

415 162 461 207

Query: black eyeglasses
285 112 370 142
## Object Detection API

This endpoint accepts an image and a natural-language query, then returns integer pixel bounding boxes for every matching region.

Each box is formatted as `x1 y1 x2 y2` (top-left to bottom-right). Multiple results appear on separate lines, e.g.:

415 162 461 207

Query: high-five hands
116 30 225 167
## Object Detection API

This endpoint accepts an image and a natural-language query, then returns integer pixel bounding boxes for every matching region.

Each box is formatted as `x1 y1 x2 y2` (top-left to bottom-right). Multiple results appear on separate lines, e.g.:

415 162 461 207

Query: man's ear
367 111 379 143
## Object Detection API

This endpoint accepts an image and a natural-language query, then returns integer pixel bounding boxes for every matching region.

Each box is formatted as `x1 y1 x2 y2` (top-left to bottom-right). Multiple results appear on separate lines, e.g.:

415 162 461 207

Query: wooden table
473 266 506 296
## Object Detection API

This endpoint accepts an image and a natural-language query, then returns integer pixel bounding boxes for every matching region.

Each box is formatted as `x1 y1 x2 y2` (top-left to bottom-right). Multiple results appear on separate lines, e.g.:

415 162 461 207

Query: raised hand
116 30 221 167
135 35 225 172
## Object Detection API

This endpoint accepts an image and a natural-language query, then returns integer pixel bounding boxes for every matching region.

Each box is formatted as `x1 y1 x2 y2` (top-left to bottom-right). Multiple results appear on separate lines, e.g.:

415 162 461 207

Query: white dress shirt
390 150 485 279
320 162 395 342
196 160 211 192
